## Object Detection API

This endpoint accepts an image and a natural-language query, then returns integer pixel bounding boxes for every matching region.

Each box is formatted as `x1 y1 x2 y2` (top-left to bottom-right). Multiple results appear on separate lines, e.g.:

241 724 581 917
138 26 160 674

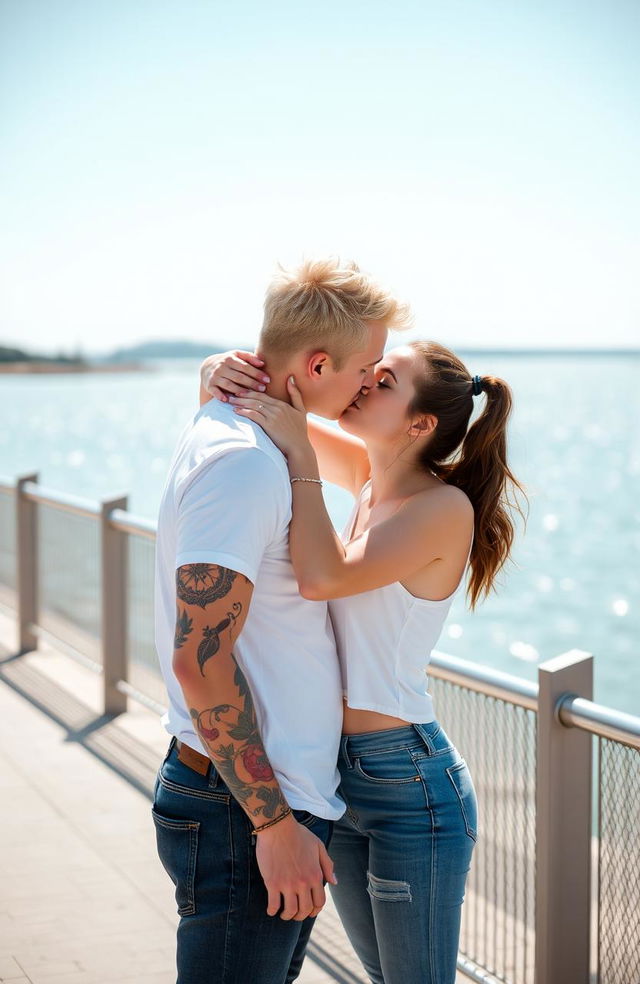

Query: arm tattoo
190 655 287 819
175 563 285 819
174 608 193 649
177 563 237 608
174 564 245 673
196 602 242 675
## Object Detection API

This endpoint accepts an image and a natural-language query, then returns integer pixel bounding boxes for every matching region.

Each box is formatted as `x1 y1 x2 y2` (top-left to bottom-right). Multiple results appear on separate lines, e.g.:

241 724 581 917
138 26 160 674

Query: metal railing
429 669 537 983
1 473 638 984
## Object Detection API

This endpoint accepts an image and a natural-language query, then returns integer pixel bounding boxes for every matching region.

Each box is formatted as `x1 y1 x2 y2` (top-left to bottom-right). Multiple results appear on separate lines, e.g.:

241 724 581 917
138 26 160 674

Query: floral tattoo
189 657 284 818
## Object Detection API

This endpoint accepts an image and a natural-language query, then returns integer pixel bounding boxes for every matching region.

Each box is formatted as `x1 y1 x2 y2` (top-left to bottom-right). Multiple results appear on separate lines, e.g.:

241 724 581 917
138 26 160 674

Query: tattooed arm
173 562 287 821
172 562 335 920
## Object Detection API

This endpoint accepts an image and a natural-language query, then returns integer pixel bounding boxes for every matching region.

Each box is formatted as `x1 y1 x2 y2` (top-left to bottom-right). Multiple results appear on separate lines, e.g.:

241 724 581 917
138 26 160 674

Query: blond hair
259 258 411 368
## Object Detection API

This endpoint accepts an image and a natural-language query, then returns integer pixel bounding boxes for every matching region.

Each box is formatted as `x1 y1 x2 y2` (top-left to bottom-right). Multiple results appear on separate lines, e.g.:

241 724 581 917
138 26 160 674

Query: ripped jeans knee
367 871 413 903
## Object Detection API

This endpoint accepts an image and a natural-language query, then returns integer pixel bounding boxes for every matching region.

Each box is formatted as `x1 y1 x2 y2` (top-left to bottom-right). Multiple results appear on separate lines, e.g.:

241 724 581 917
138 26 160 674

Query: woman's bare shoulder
408 482 474 528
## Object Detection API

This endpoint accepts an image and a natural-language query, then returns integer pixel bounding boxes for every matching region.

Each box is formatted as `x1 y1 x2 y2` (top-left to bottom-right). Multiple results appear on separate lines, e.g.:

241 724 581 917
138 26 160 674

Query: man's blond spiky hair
259 258 411 368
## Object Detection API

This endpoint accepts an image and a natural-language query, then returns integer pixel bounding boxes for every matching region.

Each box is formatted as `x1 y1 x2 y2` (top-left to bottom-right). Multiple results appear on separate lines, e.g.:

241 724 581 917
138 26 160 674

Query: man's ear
408 414 437 437
307 352 332 378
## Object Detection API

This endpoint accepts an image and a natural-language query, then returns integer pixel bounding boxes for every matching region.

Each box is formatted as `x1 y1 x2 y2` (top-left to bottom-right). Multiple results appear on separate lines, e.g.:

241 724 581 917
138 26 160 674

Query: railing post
16 472 39 653
101 495 128 715
536 649 593 983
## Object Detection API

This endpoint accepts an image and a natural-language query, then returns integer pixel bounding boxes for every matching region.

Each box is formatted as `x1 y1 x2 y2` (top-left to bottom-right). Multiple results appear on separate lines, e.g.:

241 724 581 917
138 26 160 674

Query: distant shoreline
0 362 150 375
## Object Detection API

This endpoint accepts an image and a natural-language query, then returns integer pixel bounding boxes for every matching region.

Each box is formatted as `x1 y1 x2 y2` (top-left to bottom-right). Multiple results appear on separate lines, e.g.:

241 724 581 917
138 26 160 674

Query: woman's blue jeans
152 738 332 984
329 721 477 984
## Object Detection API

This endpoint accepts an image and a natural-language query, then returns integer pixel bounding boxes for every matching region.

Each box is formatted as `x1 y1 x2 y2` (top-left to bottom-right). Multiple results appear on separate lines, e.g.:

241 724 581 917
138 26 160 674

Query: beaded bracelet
251 806 292 836
290 477 323 486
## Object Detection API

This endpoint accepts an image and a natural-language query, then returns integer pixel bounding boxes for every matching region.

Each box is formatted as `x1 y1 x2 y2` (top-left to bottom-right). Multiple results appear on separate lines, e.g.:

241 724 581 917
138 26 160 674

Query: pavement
0 609 371 984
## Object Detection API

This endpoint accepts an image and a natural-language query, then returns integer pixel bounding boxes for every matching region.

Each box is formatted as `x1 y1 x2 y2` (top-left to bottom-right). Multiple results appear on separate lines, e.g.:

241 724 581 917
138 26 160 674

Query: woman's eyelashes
377 378 390 388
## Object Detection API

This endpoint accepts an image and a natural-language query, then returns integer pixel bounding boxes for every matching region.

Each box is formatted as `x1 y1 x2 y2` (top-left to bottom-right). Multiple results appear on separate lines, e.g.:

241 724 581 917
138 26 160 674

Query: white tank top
328 483 471 723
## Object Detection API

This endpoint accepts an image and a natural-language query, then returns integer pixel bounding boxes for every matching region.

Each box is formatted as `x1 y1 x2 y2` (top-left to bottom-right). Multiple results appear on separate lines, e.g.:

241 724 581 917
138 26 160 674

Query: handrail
558 694 640 749
109 508 156 540
22 481 100 518
430 650 539 711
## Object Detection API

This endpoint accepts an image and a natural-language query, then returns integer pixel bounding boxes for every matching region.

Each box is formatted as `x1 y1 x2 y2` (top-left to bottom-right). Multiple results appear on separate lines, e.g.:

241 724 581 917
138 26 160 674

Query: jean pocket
354 748 422 784
152 807 200 916
446 760 478 842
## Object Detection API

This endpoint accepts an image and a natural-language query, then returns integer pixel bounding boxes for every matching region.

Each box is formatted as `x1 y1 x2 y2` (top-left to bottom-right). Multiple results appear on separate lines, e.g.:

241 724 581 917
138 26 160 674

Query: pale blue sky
1 0 639 354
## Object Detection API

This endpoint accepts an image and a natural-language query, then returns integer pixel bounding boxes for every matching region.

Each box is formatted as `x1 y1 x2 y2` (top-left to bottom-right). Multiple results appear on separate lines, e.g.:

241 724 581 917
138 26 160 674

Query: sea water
1 353 638 714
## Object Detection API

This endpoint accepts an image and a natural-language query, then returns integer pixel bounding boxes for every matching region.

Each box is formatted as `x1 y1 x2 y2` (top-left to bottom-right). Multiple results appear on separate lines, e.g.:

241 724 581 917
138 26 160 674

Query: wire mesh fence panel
430 678 536 984
0 488 16 591
37 503 101 659
127 532 167 709
597 737 640 984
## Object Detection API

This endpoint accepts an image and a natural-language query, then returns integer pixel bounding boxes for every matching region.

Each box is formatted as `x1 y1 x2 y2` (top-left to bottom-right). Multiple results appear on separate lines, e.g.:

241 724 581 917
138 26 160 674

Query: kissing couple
152 258 523 983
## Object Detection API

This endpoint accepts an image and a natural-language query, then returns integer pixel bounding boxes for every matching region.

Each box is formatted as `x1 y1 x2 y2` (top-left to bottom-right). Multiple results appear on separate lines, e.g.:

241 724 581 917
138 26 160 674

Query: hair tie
471 375 483 396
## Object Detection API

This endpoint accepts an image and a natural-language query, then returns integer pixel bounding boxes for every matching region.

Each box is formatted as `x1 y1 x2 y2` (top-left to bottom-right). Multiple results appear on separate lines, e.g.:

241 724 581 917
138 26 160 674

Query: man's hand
255 813 337 921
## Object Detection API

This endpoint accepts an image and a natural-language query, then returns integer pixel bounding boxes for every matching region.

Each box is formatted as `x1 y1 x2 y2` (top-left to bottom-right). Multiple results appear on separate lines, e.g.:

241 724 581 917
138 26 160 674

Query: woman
200 342 524 984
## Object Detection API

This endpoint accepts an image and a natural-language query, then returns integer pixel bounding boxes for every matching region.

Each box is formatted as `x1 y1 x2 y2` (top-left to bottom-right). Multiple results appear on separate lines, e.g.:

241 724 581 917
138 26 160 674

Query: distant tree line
0 339 231 365
0 345 85 365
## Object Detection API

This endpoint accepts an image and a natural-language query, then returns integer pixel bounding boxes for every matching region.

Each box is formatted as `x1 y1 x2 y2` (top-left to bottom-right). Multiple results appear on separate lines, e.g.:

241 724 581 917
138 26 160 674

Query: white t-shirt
154 400 344 820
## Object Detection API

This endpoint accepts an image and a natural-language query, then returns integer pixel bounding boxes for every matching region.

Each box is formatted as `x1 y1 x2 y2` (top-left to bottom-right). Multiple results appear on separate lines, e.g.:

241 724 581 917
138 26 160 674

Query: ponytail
408 342 526 608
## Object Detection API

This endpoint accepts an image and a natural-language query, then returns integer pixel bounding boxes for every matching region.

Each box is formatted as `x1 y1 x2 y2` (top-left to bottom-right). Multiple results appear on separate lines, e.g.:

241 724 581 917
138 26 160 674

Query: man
153 258 409 983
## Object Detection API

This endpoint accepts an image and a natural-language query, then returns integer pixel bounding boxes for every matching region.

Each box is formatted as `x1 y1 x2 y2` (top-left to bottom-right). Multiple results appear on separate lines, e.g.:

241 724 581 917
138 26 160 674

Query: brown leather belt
175 739 211 776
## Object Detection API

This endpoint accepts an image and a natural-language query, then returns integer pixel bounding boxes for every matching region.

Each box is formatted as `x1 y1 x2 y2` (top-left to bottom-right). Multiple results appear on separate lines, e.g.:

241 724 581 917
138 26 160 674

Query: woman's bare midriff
342 698 412 735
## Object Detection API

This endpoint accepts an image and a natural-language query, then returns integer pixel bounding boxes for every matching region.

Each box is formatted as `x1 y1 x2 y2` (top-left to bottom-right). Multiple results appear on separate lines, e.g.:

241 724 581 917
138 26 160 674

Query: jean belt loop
340 735 354 770
412 722 435 755
162 735 177 768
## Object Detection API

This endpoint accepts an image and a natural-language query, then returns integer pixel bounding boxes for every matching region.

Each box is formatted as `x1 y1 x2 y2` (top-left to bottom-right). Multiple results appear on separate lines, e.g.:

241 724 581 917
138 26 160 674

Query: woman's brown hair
408 341 526 608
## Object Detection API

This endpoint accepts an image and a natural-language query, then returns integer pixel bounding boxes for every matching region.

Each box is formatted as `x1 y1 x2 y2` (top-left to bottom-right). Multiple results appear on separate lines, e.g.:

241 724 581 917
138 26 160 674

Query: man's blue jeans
329 721 477 984
152 738 332 984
